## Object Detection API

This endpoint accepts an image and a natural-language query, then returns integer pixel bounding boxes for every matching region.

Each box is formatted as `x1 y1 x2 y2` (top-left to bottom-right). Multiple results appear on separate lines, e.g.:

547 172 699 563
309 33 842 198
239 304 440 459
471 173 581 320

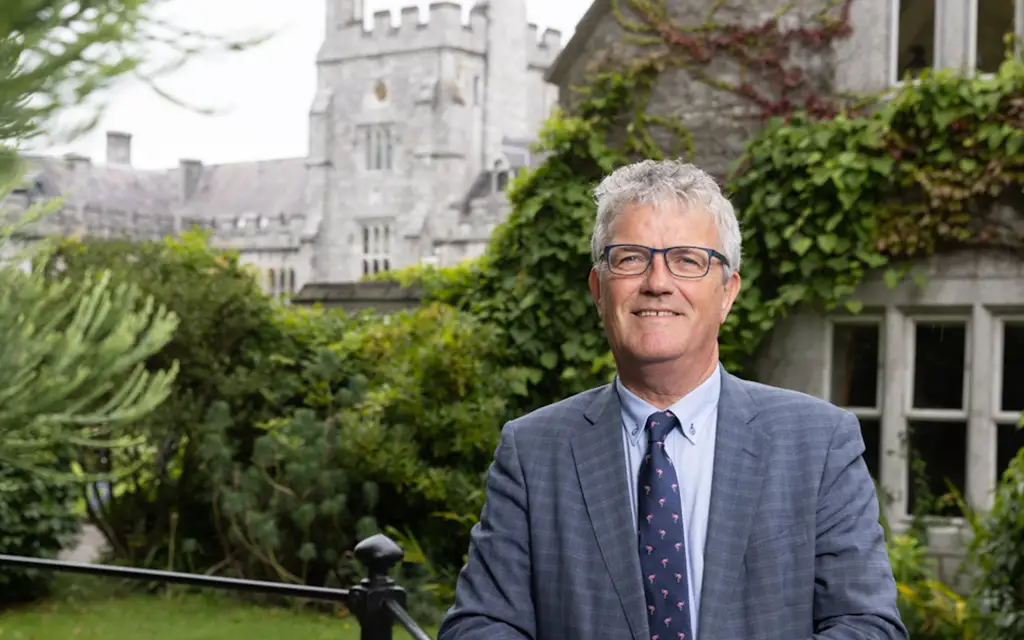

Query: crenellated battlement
527 23 562 70
319 1 484 61
320 1 561 66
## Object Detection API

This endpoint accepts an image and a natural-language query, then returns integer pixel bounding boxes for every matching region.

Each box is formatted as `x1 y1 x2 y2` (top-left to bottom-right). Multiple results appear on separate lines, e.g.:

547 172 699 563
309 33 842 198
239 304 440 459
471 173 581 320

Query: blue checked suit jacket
438 371 907 640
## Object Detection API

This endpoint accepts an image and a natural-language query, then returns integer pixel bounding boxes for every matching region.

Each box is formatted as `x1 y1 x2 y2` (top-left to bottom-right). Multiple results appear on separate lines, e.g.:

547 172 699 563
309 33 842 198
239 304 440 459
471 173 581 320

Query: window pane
977 0 1015 74
912 322 966 410
363 227 369 254
1002 321 1024 412
830 323 880 408
996 422 1024 483
906 421 966 517
859 417 881 482
364 128 371 168
896 0 936 80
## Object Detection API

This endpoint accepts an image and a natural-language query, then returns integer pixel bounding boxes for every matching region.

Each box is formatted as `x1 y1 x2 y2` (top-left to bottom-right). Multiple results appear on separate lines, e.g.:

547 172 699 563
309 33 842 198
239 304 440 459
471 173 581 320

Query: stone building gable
544 0 887 176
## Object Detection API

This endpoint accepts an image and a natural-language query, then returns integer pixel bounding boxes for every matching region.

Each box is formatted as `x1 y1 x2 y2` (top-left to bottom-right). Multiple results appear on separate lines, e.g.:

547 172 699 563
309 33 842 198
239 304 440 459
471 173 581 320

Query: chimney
179 159 203 201
106 131 132 165
63 152 91 171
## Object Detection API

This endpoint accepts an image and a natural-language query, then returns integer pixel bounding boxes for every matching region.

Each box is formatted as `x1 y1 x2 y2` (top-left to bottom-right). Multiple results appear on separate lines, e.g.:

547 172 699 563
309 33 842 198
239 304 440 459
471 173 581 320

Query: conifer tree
0 178 179 479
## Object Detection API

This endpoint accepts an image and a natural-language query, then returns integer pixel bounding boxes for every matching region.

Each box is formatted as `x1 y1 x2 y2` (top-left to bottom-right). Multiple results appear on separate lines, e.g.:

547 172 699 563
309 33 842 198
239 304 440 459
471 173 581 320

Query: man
438 160 906 640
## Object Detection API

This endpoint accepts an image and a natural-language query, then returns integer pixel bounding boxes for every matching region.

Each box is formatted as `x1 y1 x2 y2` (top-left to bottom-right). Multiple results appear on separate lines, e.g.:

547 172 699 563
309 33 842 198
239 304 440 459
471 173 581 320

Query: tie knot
644 410 678 442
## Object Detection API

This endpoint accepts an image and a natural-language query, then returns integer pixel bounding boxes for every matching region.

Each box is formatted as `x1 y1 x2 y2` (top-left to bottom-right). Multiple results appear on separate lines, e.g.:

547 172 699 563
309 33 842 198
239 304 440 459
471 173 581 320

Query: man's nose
641 253 674 295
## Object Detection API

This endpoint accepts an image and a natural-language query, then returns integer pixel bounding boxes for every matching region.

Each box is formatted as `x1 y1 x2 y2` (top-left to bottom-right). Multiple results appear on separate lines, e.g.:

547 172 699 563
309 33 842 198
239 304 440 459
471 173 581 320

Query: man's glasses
602 244 729 278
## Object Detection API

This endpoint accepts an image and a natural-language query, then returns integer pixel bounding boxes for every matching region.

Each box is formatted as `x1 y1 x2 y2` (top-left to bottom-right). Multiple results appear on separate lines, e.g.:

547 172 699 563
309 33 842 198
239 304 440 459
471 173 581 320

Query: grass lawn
0 578 439 640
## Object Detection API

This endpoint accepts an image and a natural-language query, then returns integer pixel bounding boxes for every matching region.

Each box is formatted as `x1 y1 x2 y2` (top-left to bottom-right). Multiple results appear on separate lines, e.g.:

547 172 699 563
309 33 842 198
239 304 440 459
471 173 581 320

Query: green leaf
883 268 904 289
816 234 838 254
791 236 813 256
843 299 863 314
539 351 558 369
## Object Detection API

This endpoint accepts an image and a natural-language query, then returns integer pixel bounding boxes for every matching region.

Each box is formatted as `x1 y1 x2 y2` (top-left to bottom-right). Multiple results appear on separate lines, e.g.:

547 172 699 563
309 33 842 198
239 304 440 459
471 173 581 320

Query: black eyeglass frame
601 243 731 279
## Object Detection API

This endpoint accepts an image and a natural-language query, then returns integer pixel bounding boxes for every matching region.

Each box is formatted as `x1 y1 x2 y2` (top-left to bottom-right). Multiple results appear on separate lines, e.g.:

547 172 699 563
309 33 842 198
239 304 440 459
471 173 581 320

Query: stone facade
1 0 562 293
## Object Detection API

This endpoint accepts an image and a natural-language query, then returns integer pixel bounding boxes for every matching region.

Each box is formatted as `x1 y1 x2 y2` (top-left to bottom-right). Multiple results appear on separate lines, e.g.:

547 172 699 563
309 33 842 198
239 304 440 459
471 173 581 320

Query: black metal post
348 533 407 640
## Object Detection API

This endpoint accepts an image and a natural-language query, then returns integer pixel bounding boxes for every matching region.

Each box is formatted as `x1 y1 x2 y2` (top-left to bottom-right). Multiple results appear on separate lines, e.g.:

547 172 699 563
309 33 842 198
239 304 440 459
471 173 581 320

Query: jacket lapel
572 385 648 640
697 371 768 640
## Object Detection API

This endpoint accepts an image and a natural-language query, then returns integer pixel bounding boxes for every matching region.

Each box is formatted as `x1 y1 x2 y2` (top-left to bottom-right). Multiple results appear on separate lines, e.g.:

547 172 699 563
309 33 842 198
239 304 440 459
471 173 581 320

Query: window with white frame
994 317 1024 479
826 307 1024 523
904 318 970 518
360 124 394 171
266 267 297 299
973 0 1020 74
891 0 938 83
361 221 392 276
828 318 884 481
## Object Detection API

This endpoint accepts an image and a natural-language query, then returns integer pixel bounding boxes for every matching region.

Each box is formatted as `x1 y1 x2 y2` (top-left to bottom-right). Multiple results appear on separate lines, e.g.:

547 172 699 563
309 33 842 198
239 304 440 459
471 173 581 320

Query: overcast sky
31 0 592 170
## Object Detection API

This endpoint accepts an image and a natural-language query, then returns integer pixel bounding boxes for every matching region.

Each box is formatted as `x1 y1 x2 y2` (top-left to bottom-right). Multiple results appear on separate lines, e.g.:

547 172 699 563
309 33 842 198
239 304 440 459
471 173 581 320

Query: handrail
0 532 433 640
0 553 350 602
385 599 434 640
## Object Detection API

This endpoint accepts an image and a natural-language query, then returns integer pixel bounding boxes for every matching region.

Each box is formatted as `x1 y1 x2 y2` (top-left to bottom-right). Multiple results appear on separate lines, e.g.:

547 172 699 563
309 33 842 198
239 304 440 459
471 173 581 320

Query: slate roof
175 157 308 218
457 137 538 213
20 155 179 213
13 154 308 220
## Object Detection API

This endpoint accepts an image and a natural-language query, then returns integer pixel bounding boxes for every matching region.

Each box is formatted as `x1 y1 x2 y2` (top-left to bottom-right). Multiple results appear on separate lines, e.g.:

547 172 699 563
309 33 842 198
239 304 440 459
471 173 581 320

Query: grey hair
590 159 742 279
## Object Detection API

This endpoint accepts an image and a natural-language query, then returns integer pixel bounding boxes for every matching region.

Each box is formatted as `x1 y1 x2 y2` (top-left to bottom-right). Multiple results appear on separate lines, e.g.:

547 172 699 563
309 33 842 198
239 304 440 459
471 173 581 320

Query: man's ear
588 267 601 309
719 270 741 322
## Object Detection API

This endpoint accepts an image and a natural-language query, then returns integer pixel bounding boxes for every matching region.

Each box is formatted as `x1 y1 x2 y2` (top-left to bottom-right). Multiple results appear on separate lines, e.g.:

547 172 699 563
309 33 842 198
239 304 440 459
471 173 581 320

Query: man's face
588 201 741 369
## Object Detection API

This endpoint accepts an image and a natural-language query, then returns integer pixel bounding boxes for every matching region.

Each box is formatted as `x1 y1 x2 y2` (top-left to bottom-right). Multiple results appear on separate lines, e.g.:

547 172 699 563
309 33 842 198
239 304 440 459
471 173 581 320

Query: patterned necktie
638 410 693 640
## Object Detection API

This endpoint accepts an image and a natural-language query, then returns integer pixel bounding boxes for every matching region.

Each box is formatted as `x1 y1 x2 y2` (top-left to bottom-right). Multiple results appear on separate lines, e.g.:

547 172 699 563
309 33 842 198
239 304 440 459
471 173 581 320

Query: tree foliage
42 231 293 566
198 303 529 590
1 196 179 479
968 446 1024 640
0 183 178 600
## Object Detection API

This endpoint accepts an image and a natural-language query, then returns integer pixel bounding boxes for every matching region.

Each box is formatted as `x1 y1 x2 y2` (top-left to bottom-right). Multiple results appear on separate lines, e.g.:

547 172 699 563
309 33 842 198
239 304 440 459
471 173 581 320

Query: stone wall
546 0 893 177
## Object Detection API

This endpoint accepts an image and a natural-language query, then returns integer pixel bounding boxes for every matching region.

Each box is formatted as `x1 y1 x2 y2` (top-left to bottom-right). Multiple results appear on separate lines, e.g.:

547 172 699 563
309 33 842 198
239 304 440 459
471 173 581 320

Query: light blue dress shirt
616 364 721 638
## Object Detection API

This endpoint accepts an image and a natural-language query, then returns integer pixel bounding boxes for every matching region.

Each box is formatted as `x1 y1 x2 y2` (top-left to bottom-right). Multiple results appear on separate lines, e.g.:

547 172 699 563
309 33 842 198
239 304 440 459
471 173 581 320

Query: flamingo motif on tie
638 410 693 640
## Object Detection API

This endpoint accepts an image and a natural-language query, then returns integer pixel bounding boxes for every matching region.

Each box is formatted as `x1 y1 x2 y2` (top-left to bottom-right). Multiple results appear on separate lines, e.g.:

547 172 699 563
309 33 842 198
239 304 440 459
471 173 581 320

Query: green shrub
197 303 529 588
42 231 298 571
967 443 1024 639
0 467 80 603
887 533 970 639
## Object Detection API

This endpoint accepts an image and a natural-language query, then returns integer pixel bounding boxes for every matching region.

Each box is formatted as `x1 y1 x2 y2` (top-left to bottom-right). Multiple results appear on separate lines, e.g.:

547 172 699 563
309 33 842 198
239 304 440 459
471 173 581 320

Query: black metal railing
0 532 432 640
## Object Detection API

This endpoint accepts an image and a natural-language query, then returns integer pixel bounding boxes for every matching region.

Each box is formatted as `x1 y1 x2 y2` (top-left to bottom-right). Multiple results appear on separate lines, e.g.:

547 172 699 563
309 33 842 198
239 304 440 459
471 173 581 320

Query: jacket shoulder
503 384 610 438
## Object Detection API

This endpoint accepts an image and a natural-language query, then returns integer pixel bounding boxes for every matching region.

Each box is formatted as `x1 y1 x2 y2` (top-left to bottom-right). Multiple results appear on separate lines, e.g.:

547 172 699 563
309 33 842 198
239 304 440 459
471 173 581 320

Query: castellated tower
307 0 561 284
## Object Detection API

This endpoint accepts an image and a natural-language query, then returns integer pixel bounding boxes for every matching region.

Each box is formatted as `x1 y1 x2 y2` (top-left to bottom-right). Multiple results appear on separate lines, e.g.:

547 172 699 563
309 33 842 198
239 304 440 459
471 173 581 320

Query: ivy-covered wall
547 0 887 176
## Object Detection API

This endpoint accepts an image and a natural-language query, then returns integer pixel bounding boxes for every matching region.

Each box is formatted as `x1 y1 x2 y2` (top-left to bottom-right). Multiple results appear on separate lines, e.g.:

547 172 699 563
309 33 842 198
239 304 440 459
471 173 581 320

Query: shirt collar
615 363 722 445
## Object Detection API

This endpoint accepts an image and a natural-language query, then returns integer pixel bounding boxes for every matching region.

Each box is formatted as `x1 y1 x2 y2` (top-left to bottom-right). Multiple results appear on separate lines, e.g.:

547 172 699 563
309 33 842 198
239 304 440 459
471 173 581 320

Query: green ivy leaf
883 268 904 289
816 234 839 254
843 299 864 314
791 236 813 256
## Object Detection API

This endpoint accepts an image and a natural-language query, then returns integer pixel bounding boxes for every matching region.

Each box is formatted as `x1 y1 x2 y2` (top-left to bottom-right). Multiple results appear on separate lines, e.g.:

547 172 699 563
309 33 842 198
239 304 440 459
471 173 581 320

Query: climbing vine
376 0 1024 418
610 0 856 120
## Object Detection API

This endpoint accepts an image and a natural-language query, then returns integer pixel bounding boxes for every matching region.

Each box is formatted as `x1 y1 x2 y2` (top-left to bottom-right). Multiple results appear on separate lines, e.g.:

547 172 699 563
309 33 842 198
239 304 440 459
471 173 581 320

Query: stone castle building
1 0 562 293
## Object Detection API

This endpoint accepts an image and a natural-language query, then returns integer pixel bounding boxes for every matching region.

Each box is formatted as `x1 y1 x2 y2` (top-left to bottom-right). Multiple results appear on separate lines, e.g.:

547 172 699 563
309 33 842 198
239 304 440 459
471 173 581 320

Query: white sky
30 0 592 170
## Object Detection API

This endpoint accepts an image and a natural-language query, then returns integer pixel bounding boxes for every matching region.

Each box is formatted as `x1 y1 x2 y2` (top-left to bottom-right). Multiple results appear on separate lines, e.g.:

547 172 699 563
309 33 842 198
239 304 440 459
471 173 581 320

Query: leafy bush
42 231 297 571
887 533 970 639
197 303 529 588
0 196 178 602
967 443 1024 639
0 467 80 603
